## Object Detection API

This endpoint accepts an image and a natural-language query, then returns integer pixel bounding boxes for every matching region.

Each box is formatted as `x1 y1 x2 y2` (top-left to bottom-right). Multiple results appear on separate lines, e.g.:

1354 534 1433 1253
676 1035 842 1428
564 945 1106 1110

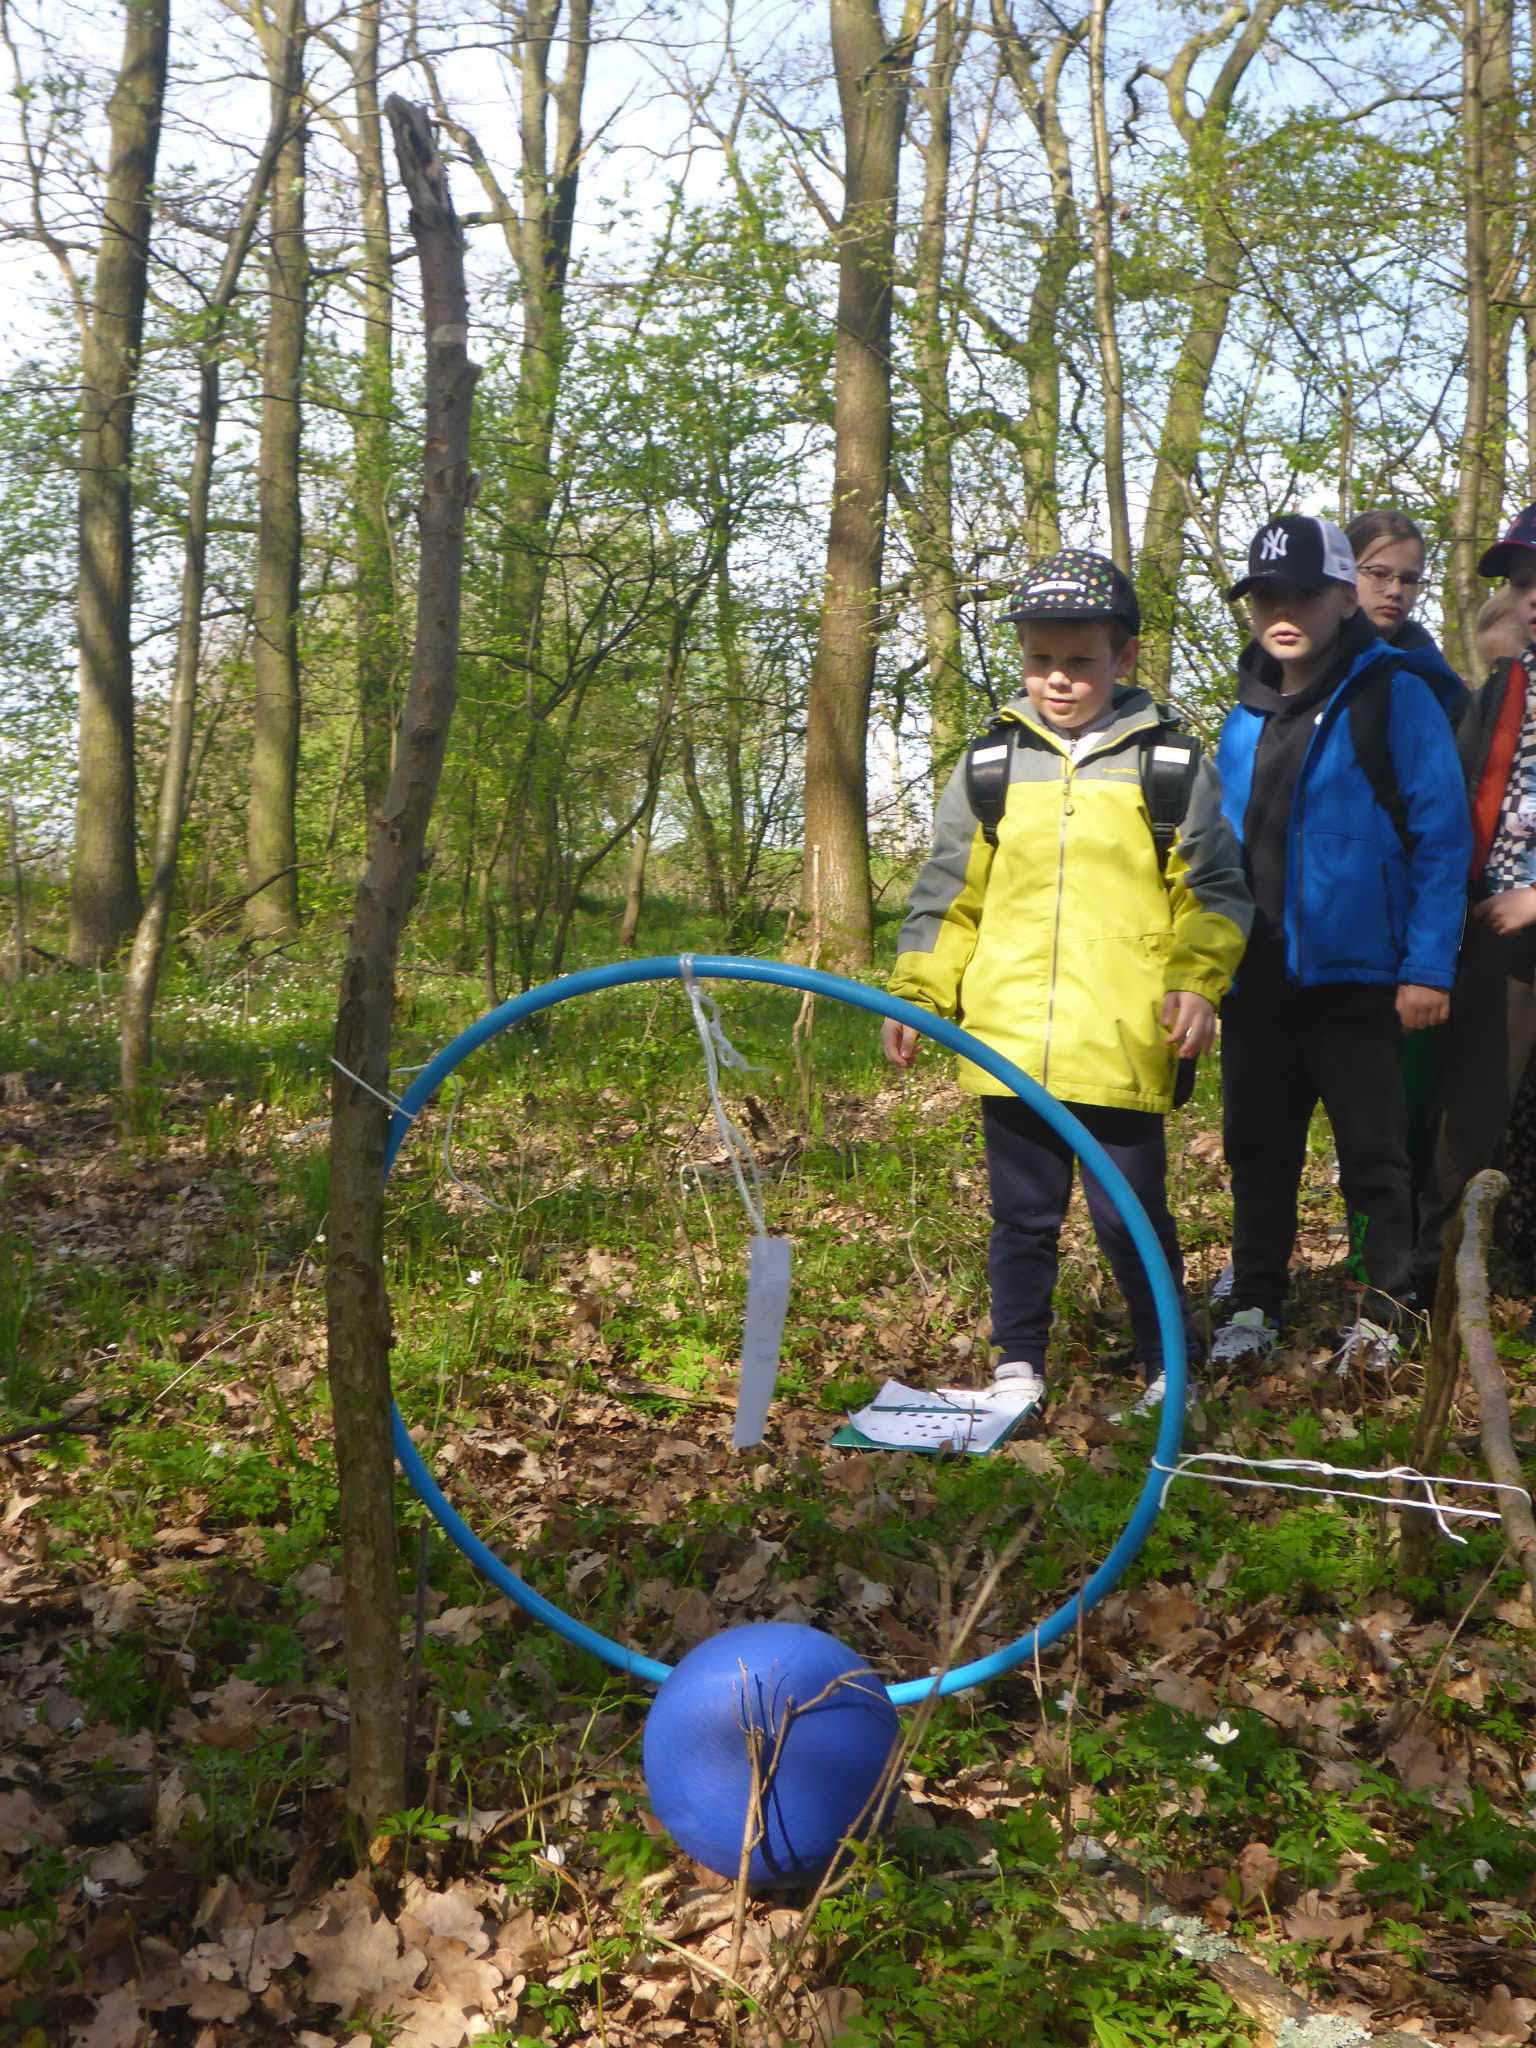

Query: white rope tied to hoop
1152 1449 1534 1545
677 958 789 1452
331 1055 416 1124
679 955 767 1238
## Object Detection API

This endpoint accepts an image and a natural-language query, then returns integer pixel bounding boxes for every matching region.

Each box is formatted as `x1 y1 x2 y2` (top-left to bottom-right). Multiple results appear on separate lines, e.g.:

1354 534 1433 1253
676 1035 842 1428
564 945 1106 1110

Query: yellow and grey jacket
889 689 1252 1111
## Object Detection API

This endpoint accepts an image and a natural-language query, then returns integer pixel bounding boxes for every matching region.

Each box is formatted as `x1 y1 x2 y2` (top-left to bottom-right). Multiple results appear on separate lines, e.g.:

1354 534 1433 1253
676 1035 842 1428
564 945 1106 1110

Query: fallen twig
0 1409 127 1449
1455 1169 1536 1600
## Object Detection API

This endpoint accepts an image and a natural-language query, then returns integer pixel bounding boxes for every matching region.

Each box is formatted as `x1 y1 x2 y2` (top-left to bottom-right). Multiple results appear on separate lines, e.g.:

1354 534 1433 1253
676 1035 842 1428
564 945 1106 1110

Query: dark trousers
1221 981 1411 1321
980 1095 1193 1373
1414 921 1536 1295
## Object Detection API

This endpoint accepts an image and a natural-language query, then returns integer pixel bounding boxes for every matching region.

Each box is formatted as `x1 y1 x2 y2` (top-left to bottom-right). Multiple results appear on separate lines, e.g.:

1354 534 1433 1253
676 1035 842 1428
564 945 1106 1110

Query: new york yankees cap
1225 514 1357 601
1002 548 1140 634
1478 503 1536 579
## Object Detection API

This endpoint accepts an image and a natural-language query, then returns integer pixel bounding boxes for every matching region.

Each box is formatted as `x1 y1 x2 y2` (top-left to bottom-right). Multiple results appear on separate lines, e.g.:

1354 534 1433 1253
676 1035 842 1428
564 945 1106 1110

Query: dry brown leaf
1149 1670 1218 1719
490 1907 562 1974
1387 1722 1448 1790
87 1842 147 1891
1493 1589 1535 1630
1133 1587 1201 1651
669 1587 717 1645
422 1935 502 2008
398 1878 490 1955
0 1786 65 1851
1234 1840 1280 1902
387 1991 486 2048
1280 1906 1372 1951
808 1985 864 2045
292 1882 427 2010
834 1565 892 1615
69 1985 147 2048
1469 1984 1536 2044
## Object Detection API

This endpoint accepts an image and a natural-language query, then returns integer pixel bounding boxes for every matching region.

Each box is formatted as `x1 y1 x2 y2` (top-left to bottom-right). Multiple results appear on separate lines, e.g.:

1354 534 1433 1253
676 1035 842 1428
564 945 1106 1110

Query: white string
679 956 767 1239
331 1056 415 1123
1153 1450 1533 1546
434 1073 517 1213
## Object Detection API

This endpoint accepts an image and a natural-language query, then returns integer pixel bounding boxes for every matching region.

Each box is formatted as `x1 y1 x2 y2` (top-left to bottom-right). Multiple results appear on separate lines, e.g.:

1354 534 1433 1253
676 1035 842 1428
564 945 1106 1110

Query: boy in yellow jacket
883 551 1251 1417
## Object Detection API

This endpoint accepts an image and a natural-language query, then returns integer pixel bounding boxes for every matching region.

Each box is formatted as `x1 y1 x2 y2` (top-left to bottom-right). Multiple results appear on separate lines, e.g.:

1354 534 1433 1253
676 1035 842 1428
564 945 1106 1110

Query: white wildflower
466 1268 483 1287
1203 1719 1239 1747
1471 1857 1493 1884
1191 1753 1221 1774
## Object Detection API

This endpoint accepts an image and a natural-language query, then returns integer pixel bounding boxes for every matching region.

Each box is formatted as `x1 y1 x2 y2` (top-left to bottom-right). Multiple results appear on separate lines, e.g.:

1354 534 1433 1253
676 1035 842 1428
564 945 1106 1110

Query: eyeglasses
1358 565 1423 592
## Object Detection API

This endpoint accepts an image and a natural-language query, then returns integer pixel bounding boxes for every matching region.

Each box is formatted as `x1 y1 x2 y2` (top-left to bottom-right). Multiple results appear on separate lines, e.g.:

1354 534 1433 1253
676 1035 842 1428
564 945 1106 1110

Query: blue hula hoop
385 955 1186 1705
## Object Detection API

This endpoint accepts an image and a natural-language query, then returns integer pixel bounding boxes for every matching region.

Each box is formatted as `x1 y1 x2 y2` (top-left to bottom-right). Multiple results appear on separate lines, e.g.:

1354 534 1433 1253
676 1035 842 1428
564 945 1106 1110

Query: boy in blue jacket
1211 515 1471 1364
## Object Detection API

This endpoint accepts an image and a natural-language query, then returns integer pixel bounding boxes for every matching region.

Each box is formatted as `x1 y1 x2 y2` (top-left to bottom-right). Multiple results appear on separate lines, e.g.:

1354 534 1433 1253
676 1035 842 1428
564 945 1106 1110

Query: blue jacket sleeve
1388 674 1471 989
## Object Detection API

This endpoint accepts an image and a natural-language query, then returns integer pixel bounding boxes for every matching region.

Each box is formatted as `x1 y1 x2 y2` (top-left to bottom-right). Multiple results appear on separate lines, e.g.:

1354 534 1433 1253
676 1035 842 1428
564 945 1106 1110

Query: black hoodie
1235 610 1381 984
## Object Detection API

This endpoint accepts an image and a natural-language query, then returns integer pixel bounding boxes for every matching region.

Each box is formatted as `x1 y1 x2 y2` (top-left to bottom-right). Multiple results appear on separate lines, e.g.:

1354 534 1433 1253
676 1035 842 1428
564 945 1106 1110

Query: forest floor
2 921 1535 2048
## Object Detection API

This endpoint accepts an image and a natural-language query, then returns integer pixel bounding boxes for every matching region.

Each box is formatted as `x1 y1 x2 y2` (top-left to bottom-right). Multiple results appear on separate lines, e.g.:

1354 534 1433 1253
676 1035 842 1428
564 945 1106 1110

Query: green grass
5 897 1535 2042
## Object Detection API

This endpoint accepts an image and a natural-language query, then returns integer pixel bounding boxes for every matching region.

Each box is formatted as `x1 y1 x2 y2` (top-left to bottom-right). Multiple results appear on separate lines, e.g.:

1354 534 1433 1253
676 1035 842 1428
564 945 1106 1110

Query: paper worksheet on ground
831 1379 1037 1456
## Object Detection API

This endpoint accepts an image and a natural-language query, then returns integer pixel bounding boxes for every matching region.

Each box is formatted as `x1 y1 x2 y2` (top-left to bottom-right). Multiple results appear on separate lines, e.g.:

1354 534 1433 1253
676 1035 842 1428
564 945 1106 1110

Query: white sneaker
1209 1308 1278 1366
991 1361 1046 1416
1110 1369 1199 1423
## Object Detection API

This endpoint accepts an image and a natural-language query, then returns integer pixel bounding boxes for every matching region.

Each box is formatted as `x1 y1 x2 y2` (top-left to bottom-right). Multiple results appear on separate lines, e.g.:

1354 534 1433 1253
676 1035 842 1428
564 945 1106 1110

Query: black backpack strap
963 719 1015 848
1138 708 1201 870
1347 661 1412 855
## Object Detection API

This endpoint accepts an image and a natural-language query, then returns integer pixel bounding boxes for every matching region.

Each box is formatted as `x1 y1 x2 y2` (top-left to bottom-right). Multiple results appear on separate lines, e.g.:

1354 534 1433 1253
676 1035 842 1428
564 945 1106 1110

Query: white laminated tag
733 1235 792 1449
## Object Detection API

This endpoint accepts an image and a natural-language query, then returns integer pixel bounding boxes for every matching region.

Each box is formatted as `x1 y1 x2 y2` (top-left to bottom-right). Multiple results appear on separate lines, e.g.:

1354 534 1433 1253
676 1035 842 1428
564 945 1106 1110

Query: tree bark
1135 0 1285 698
68 0 169 965
989 7 1083 560
800 0 923 969
246 0 310 939
5 794 24 981
905 0 972 777
618 616 685 948
351 0 398 818
418 2 591 963
118 22 296 1096
1455 1171 1536 1599
327 97 479 1830
1085 0 1130 570
1447 0 1517 678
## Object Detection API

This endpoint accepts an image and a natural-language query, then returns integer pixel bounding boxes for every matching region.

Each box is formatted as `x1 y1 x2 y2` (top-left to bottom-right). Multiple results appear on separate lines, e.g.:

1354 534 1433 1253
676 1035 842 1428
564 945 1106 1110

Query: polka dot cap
1002 548 1140 635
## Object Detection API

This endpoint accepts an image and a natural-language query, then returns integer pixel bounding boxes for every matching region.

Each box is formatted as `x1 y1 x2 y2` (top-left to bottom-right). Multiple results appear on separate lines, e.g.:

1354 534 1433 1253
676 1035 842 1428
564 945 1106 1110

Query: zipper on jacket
1041 757 1073 1089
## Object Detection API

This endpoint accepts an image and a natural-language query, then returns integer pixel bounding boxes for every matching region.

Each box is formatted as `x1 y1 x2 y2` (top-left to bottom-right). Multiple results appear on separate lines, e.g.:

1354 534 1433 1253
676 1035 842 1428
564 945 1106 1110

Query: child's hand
1396 983 1450 1031
1471 886 1536 935
1161 991 1216 1057
882 1018 921 1068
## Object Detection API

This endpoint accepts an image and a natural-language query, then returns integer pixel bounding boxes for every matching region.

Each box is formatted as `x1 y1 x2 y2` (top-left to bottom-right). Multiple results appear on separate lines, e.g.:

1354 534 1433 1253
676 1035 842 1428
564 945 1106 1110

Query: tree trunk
1086 0 1130 570
906 0 972 776
617 615 685 948
800 0 923 970
68 0 169 965
118 32 296 1096
989 7 1083 561
1448 0 1517 677
5 794 24 981
351 0 398 818
327 98 479 1830
1135 0 1285 698
420 0 591 957
246 0 309 939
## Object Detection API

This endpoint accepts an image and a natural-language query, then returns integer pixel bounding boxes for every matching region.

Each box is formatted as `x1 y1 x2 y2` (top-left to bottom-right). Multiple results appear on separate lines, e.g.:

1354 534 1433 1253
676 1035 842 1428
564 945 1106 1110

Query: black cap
1002 548 1140 635
1225 514 1357 601
1479 504 1536 579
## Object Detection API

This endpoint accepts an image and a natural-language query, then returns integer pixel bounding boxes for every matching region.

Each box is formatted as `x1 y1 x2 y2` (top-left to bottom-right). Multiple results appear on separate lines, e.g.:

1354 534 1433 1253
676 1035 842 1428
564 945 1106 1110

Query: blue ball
642 1621 900 1886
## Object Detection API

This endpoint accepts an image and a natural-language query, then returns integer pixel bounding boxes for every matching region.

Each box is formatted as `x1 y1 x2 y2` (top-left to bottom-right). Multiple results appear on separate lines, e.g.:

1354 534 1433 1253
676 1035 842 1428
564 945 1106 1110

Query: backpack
1346 659 1414 855
962 705 1201 868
